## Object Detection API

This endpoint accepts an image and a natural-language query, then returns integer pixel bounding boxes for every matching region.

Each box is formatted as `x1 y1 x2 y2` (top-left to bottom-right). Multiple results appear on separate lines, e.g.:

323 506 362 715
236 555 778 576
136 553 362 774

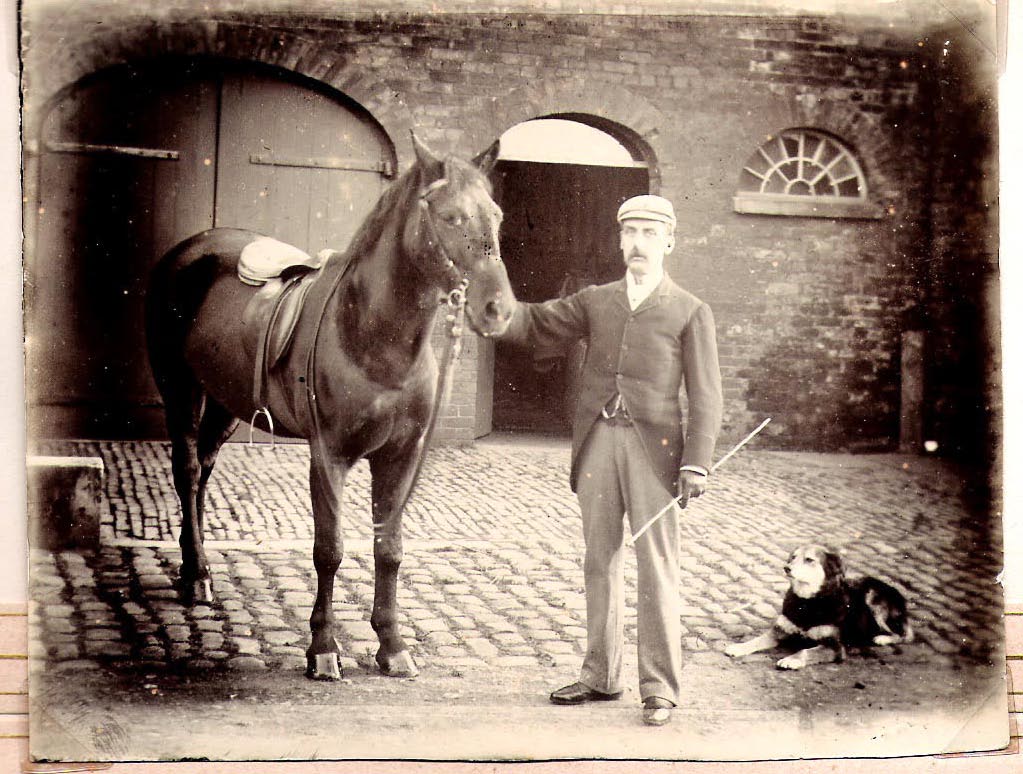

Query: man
498 194 723 726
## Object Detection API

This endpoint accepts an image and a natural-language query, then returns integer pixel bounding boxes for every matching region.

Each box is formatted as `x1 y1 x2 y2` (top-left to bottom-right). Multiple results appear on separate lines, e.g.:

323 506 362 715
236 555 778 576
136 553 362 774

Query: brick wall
21 3 996 454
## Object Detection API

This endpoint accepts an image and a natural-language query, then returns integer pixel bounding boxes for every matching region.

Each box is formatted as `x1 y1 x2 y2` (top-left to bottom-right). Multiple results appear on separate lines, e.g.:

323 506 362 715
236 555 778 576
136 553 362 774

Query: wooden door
214 72 391 253
29 66 218 439
28 63 392 439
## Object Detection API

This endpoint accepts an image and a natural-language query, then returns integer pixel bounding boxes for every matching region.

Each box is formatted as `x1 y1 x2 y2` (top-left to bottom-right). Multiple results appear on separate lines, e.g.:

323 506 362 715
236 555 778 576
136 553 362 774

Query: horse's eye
443 213 464 227
804 557 814 563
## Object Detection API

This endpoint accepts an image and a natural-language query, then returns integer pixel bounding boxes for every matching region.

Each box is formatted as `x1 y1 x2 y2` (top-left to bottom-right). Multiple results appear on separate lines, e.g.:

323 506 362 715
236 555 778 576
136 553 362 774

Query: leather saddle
237 236 322 286
243 265 320 410
240 238 353 416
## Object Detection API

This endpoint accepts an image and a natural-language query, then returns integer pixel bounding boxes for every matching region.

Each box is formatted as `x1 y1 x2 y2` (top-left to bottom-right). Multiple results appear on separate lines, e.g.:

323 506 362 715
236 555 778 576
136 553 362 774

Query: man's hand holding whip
675 469 708 510
627 418 772 547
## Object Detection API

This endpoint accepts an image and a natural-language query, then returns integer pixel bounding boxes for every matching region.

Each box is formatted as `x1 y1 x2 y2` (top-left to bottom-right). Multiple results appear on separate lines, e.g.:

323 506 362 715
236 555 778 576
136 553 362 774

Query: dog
724 544 913 670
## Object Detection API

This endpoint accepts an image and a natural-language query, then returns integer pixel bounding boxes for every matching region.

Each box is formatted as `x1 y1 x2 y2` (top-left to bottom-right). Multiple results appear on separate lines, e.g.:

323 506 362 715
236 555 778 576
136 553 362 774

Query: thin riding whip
625 417 771 547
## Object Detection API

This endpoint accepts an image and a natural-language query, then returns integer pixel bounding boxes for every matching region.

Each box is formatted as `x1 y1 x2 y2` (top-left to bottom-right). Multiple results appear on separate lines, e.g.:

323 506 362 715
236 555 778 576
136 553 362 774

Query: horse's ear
411 131 442 171
472 140 500 177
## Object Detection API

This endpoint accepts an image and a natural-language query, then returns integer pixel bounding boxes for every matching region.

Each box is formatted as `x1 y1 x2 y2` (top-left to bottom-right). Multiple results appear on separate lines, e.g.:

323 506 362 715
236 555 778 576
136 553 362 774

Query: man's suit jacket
501 273 723 493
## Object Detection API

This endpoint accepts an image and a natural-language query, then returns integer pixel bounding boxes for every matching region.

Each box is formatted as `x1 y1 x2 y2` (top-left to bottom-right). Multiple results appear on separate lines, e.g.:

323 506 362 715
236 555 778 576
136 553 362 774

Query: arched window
733 128 880 218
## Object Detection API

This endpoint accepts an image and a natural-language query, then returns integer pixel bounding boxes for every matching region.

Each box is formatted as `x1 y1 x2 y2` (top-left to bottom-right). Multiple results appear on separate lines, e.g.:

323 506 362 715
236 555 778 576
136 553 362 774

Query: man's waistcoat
502 274 723 492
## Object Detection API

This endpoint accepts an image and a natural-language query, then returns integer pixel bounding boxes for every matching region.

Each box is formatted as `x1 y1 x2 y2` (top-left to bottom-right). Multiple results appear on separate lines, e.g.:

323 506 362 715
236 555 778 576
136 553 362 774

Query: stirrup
248 407 276 447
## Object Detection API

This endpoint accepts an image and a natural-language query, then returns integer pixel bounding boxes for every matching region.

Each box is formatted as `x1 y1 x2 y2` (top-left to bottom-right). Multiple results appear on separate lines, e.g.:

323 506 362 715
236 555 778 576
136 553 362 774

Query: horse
144 135 514 681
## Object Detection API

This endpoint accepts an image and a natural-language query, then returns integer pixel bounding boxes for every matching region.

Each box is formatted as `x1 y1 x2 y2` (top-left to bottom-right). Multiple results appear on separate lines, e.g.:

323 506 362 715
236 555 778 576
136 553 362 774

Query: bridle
416 175 471 308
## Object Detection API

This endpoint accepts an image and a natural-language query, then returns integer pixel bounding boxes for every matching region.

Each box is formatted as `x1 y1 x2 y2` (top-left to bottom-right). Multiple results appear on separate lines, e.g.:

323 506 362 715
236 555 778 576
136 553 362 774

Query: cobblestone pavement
29 436 1004 679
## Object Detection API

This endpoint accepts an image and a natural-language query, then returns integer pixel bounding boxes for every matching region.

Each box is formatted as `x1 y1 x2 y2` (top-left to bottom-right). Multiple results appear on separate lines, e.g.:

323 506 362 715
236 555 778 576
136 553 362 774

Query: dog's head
784 544 845 599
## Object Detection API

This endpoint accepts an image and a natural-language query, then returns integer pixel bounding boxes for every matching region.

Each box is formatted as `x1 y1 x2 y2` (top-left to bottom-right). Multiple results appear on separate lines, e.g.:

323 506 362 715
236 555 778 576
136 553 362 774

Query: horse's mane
340 153 491 264
342 163 419 262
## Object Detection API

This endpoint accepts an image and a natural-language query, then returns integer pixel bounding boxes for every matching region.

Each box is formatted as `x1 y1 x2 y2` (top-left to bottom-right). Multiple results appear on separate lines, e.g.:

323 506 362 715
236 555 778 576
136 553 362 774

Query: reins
376 173 470 527
387 279 467 524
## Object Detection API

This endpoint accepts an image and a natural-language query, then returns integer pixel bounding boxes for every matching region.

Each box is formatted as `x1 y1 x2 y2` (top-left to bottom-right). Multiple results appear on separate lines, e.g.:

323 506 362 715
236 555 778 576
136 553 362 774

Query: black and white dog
724 544 913 670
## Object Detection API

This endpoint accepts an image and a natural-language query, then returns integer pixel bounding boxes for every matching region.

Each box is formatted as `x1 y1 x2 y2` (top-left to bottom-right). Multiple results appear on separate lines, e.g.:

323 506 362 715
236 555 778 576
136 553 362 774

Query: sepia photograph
20 0 1010 763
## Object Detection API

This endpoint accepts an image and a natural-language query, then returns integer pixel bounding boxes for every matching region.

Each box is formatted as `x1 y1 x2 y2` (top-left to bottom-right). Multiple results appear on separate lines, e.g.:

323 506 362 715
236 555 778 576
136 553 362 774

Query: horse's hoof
178 577 215 606
377 649 419 678
193 579 214 605
306 652 342 681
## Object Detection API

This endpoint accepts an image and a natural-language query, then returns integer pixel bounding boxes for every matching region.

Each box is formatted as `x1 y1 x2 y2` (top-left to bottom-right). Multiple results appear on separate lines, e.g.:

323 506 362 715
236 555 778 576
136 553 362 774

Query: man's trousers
575 416 682 705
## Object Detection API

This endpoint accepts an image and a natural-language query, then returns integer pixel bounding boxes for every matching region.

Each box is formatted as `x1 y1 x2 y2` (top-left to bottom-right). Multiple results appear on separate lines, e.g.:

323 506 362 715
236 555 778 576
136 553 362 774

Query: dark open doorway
491 157 648 434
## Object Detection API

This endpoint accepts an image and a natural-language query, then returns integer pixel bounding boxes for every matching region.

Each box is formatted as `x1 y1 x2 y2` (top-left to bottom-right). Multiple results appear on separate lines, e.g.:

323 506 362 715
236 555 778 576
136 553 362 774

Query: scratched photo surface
22 0 1008 763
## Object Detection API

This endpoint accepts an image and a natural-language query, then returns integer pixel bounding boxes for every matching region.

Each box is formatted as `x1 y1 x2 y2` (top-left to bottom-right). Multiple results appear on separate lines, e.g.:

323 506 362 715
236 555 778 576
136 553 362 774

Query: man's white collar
626 269 663 290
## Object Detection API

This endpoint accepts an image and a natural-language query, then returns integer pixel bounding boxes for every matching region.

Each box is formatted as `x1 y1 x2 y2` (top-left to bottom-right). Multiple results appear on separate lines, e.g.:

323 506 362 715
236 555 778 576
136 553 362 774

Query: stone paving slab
28 438 1005 677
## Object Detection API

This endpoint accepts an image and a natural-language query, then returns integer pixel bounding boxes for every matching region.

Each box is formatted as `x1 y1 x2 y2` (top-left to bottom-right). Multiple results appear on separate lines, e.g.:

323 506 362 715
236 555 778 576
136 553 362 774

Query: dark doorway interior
491 159 647 434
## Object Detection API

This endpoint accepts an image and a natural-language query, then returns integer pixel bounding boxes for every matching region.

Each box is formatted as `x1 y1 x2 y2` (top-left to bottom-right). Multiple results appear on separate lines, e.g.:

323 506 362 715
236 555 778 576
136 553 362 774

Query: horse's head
408 134 514 338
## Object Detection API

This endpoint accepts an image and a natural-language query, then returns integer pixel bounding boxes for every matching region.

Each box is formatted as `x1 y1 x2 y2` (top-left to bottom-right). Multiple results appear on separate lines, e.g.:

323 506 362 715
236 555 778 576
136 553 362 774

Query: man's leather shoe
549 681 622 705
642 697 674 726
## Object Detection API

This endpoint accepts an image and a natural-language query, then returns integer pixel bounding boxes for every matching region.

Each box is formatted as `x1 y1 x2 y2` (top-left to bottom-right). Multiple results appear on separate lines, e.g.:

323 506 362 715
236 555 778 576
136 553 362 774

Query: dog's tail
863 578 912 642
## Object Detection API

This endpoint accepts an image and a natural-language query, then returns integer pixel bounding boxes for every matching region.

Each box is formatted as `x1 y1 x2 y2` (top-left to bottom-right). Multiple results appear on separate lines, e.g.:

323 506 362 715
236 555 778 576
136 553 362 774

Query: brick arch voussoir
474 80 670 186
213 24 415 161
322 67 415 164
28 21 414 161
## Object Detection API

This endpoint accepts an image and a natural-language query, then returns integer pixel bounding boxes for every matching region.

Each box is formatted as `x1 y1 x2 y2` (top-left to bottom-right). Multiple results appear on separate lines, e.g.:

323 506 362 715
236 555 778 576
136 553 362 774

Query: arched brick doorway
491 116 652 435
27 58 395 440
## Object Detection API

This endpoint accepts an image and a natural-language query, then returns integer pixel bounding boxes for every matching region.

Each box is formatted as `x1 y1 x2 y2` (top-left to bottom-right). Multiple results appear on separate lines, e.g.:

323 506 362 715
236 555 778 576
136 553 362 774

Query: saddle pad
238 236 322 286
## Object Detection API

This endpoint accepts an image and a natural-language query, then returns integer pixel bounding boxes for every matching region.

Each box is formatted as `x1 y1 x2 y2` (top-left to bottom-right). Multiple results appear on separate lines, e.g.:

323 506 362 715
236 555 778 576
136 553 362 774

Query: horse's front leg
368 447 421 678
306 450 349 681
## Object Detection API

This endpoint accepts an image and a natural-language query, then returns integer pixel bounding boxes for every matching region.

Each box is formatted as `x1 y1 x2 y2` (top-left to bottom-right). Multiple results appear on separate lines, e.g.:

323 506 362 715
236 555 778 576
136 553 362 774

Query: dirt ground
30 646 1008 764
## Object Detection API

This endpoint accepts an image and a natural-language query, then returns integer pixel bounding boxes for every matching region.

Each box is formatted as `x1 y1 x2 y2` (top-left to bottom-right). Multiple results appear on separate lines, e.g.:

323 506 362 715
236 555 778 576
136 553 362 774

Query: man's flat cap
616 194 676 228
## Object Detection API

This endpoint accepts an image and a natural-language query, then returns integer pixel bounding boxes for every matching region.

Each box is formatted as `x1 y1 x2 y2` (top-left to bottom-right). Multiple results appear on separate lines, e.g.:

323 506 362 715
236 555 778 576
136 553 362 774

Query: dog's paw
776 654 806 670
724 643 747 658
